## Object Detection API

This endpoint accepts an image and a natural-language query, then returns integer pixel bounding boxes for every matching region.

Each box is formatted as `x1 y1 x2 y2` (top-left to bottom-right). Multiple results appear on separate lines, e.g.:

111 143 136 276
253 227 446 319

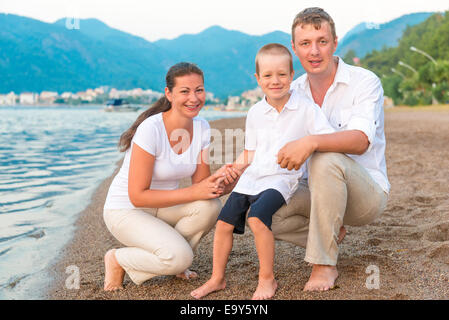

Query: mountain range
336 12 434 58
0 12 435 98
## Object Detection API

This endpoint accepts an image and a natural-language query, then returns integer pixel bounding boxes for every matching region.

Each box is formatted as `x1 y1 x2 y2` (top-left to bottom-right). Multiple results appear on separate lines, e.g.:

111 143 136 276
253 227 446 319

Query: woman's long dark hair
118 62 204 152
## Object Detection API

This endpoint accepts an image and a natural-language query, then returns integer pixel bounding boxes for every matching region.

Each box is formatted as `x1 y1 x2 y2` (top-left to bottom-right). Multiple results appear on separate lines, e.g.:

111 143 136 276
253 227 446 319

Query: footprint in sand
414 196 433 204
426 244 449 265
423 221 449 242
367 238 382 246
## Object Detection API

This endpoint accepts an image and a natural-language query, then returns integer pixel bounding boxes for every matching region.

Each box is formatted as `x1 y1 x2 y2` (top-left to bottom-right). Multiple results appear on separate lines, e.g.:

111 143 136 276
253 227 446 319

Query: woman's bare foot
303 265 338 292
190 278 226 299
176 269 198 280
104 249 125 291
252 278 277 300
338 226 347 244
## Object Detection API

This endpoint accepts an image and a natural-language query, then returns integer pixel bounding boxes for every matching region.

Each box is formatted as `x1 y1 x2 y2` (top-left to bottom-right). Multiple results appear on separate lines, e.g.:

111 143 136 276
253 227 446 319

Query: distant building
0 92 17 105
86 89 97 97
20 92 38 105
61 92 75 100
39 91 58 104
206 92 219 104
108 88 121 99
94 87 105 95
226 96 241 110
76 91 94 102
0 94 7 105
241 87 264 105
130 88 144 97
143 89 163 100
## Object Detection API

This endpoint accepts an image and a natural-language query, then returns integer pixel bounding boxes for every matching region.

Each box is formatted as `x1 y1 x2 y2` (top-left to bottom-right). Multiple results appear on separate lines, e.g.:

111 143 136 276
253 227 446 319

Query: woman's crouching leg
103 208 194 285
158 199 222 252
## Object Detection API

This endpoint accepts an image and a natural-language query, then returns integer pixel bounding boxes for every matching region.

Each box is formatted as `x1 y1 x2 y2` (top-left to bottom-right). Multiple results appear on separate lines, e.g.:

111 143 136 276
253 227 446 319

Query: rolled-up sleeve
346 74 384 152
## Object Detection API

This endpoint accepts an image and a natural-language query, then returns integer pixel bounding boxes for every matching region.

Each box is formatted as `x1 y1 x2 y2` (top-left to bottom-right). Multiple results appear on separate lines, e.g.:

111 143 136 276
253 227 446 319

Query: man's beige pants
103 199 221 285
271 152 388 266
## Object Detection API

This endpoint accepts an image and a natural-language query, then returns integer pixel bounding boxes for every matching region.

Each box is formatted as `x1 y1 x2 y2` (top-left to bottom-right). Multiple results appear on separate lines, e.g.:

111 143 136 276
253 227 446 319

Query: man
272 7 390 292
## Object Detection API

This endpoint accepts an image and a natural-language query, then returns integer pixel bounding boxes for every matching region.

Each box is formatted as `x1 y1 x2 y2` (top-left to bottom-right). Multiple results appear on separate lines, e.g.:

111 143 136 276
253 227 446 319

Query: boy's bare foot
190 278 226 299
104 249 125 291
176 269 198 280
338 226 347 244
303 265 338 292
252 278 277 300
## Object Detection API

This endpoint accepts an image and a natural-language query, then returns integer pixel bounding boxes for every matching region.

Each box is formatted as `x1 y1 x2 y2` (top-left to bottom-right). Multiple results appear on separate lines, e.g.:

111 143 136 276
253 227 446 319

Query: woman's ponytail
118 96 171 152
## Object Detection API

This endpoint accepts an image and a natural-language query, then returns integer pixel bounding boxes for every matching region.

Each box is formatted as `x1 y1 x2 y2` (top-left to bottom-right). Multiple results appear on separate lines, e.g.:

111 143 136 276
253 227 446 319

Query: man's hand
277 136 318 171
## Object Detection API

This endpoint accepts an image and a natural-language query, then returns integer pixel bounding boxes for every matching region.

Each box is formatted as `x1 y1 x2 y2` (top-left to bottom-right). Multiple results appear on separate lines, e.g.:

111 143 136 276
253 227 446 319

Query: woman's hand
190 173 226 200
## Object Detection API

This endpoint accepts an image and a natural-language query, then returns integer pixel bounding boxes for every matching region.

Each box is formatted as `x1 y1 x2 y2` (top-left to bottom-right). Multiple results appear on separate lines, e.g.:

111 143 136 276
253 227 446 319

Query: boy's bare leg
248 218 277 300
190 221 234 299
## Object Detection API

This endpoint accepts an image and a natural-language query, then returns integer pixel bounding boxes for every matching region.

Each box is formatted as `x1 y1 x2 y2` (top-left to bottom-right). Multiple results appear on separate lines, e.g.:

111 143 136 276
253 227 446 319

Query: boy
191 43 335 300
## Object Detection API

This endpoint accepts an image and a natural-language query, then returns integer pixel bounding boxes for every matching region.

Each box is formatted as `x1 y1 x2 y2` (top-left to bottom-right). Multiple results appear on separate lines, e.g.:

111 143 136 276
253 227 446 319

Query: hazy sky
1 0 448 41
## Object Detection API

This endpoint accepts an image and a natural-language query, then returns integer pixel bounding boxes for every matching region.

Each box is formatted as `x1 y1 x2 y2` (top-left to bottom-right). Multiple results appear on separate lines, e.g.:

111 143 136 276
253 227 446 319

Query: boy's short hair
291 7 337 42
255 43 293 75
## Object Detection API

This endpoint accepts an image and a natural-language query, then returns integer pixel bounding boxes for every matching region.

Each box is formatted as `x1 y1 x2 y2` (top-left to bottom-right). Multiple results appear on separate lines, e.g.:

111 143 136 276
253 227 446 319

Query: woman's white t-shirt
104 113 211 209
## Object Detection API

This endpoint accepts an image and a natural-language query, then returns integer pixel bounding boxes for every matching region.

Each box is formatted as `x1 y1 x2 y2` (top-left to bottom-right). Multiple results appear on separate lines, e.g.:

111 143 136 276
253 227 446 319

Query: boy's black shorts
217 189 286 234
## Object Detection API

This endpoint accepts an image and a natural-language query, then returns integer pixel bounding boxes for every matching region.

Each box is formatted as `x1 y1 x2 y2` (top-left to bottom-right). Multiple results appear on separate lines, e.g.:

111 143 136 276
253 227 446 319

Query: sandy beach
45 107 449 300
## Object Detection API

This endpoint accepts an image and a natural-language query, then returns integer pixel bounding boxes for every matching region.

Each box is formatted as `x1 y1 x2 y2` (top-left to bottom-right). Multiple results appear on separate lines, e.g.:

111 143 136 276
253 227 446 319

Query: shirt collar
297 56 351 91
261 90 298 114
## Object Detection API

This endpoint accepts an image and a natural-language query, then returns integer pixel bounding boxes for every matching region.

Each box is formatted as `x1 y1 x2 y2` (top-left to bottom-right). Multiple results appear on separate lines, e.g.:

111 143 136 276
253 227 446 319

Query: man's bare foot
190 278 226 299
104 249 125 291
303 265 338 292
176 269 198 280
338 226 347 244
252 278 277 300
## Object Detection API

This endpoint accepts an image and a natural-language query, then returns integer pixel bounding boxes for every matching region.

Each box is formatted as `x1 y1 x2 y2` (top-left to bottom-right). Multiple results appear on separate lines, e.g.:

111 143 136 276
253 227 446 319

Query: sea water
0 105 246 299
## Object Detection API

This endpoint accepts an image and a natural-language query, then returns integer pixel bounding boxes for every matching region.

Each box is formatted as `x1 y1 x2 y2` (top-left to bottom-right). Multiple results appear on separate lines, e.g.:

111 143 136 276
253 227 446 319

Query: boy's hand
215 164 239 185
214 164 232 177
277 136 317 171
223 165 238 185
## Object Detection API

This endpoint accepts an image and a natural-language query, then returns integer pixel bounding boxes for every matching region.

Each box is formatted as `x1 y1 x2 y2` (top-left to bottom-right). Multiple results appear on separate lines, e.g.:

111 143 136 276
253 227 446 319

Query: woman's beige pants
103 199 221 285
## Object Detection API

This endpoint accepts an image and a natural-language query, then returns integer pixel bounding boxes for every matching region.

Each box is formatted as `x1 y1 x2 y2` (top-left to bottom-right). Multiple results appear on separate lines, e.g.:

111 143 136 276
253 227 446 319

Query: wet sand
46 108 449 300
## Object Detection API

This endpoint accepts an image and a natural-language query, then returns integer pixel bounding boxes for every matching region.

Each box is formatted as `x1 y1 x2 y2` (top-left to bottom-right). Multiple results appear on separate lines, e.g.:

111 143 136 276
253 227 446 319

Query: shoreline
46 111 449 300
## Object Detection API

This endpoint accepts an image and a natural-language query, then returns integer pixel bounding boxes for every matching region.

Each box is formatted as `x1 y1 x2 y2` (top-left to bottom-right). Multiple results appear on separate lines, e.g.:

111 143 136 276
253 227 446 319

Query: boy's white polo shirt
233 90 335 203
291 57 390 193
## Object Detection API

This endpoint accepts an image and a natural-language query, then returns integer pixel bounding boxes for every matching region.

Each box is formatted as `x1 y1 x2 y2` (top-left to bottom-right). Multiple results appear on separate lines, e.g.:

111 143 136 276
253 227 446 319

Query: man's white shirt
291 57 390 193
233 90 335 203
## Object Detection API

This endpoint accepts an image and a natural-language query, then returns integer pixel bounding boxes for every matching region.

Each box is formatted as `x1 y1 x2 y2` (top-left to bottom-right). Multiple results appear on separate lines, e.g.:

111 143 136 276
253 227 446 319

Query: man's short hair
255 43 293 75
291 7 337 42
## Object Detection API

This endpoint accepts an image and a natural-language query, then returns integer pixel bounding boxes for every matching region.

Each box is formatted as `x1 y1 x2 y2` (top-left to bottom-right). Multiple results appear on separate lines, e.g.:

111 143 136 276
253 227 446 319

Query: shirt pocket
333 108 352 130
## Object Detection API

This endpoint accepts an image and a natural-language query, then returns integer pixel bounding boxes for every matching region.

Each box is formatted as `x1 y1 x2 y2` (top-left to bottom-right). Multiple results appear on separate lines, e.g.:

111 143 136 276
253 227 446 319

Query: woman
103 62 235 290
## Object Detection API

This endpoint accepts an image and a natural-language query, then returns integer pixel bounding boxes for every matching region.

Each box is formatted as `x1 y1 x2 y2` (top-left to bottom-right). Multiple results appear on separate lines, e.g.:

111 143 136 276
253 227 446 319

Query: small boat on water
104 99 141 112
